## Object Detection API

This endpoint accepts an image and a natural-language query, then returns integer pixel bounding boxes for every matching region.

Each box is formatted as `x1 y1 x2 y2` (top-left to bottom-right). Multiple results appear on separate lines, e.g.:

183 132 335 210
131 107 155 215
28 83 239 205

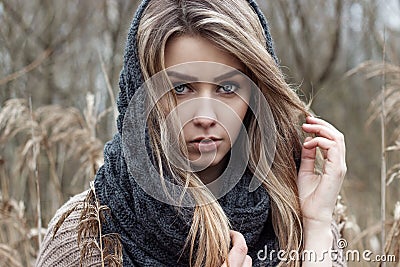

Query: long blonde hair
137 0 311 266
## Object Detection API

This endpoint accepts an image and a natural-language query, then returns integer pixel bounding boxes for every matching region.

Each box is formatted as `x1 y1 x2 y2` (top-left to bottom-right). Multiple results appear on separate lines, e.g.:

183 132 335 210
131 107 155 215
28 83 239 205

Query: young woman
36 0 347 266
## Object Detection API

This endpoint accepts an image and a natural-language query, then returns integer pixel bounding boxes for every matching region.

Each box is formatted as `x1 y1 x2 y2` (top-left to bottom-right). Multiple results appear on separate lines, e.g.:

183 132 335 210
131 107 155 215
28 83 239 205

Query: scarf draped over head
94 0 281 266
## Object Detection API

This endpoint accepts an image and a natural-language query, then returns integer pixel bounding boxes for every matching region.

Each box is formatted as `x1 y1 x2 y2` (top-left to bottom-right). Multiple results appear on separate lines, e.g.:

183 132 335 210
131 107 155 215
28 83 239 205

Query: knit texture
35 190 102 267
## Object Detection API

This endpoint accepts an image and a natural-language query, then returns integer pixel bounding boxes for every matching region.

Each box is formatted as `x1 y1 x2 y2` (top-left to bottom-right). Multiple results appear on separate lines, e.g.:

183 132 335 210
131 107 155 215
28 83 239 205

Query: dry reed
347 58 400 265
0 94 108 266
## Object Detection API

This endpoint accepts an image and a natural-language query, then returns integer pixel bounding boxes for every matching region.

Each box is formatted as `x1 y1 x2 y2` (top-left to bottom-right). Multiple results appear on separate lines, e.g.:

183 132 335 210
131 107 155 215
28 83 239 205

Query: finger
303 137 337 153
305 116 339 133
304 137 346 178
298 136 317 175
302 124 336 141
242 255 252 267
303 137 343 166
303 136 345 161
222 231 248 267
305 117 346 153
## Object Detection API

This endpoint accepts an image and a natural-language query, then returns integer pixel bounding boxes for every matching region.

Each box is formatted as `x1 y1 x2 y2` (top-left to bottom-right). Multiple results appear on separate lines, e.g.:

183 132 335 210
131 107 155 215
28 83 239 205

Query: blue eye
173 84 189 94
218 82 240 94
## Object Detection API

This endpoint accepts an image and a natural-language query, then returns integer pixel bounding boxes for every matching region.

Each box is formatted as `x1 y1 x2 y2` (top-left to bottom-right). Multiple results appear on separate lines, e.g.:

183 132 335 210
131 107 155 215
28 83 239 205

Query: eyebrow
166 69 244 82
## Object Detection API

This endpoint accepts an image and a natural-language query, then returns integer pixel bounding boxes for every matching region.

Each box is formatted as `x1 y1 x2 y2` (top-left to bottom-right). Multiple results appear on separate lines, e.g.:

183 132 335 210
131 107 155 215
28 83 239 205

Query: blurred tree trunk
266 0 343 95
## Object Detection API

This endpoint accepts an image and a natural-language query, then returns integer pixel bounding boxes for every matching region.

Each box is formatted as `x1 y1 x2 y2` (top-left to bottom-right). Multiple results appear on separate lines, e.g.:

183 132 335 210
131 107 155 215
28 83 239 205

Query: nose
191 97 218 129
192 115 217 128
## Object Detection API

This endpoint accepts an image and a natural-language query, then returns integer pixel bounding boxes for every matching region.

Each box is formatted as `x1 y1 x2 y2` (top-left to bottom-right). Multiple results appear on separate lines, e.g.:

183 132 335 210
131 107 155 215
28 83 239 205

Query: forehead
164 35 246 81
165 62 247 84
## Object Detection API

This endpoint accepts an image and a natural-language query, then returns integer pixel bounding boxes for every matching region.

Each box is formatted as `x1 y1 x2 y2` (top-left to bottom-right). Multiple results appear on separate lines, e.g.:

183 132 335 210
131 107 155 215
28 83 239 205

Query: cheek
236 100 250 121
221 100 249 143
233 86 251 122
180 124 192 140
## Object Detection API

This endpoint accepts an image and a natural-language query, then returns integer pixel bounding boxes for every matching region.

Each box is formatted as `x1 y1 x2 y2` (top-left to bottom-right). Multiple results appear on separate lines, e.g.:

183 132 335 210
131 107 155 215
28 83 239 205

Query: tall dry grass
0 94 107 266
344 59 400 266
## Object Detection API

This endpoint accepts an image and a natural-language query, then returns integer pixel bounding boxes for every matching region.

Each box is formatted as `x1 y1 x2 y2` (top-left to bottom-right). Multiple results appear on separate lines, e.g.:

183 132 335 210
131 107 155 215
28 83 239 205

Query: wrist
303 225 333 246
302 220 334 266
303 218 333 249
303 216 332 232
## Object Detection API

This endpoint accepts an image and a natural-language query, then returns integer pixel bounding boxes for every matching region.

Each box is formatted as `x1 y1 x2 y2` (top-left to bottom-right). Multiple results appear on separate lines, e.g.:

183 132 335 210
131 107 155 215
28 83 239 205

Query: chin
188 153 226 168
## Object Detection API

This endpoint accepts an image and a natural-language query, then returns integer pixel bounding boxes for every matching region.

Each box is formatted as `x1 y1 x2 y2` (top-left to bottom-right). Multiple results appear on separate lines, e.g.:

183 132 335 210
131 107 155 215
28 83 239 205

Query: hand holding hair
297 116 347 266
221 230 252 267
298 116 347 225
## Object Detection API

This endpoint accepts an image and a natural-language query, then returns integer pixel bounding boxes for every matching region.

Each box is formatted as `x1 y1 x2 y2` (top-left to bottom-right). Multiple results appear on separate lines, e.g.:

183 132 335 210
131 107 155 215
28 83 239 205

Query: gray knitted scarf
94 0 283 266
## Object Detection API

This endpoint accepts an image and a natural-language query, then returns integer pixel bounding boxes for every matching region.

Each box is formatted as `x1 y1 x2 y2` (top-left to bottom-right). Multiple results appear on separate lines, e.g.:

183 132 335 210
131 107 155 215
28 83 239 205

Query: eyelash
172 82 240 95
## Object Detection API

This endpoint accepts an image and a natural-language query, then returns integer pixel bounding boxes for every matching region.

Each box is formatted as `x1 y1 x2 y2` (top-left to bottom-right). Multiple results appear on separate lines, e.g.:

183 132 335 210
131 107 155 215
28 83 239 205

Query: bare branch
316 0 343 86
0 49 53 86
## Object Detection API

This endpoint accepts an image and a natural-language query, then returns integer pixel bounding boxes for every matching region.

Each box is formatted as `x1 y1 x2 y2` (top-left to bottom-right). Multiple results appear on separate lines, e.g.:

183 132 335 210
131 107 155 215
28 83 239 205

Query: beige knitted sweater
35 190 347 266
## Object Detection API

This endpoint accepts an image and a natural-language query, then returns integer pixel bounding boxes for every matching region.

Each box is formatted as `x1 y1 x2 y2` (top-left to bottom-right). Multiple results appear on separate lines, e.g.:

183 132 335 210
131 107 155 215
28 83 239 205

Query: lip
189 137 222 153
190 136 222 143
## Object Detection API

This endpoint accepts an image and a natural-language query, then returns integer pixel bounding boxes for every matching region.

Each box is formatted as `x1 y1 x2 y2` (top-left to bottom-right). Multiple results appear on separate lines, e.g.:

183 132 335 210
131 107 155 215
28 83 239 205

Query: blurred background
0 0 399 266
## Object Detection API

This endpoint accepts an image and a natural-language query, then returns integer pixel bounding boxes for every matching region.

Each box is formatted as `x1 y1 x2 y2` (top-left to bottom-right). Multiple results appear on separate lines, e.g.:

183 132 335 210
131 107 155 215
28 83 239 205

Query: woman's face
164 35 251 178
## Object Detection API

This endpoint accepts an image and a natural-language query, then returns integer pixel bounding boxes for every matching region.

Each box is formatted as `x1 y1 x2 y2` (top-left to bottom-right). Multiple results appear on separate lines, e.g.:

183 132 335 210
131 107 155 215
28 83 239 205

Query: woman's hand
297 116 347 225
221 230 252 267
